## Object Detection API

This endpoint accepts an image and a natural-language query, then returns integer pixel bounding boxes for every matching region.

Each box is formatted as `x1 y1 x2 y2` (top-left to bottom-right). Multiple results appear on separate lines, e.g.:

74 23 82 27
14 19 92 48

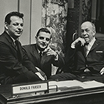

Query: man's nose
43 39 47 43
83 30 87 35
18 24 23 30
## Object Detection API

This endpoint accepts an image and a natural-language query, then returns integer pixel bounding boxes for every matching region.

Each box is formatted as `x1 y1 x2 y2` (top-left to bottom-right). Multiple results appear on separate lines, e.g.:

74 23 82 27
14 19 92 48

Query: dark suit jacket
23 44 65 78
0 31 39 84
76 39 104 73
50 39 104 82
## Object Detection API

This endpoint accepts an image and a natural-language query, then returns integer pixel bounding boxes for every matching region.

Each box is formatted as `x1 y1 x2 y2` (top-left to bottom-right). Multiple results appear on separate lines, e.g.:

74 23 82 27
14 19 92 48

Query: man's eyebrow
81 28 89 31
82 27 88 30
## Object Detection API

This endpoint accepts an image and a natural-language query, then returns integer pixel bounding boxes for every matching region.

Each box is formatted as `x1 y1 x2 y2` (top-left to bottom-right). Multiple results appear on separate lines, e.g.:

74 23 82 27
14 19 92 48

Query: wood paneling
31 0 42 44
19 0 31 45
19 0 42 45
0 0 18 34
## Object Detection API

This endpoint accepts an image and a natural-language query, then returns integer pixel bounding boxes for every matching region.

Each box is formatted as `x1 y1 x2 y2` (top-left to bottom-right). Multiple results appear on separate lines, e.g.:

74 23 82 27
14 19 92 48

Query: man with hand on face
23 28 64 79
51 21 104 83
0 11 45 84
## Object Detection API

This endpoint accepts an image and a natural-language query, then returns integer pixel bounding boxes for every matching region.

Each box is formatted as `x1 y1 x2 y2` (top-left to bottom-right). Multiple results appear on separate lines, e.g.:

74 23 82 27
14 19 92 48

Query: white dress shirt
85 37 96 56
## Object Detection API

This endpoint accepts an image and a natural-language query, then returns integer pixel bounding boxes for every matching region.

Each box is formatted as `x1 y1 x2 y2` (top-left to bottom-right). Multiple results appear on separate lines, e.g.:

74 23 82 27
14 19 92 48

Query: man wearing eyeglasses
23 28 64 79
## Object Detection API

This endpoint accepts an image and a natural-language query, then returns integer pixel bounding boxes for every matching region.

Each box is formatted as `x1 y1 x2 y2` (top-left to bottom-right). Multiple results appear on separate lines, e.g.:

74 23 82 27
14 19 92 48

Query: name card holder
0 81 49 100
12 81 48 95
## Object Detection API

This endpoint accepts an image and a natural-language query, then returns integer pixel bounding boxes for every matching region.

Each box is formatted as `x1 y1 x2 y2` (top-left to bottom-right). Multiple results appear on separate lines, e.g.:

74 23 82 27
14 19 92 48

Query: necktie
84 43 89 56
39 51 43 59
15 40 22 61
15 40 20 49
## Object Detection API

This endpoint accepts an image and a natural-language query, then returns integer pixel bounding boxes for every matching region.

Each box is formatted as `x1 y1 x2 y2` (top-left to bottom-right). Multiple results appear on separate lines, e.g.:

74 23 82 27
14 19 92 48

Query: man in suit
0 11 46 84
51 21 104 82
23 28 65 79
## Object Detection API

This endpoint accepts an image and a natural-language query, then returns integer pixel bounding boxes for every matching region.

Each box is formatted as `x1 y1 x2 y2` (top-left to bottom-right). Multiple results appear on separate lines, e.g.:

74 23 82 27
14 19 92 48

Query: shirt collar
5 30 15 43
88 37 96 47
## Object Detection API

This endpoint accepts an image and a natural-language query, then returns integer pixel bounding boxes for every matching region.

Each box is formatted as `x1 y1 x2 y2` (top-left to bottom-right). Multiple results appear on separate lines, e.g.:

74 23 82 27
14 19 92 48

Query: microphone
75 41 81 48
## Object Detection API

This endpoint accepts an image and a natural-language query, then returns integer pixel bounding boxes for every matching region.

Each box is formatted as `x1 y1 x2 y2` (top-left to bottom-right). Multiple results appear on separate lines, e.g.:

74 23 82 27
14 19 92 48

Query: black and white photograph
0 0 104 104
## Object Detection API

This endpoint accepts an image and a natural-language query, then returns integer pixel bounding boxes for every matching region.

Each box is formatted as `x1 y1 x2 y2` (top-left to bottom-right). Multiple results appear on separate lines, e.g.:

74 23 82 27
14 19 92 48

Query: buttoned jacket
76 39 104 72
23 44 65 78
0 31 38 83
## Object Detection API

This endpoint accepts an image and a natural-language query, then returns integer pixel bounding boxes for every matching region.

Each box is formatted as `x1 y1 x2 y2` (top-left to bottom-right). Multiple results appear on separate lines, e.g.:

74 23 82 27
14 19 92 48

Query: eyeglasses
39 36 50 41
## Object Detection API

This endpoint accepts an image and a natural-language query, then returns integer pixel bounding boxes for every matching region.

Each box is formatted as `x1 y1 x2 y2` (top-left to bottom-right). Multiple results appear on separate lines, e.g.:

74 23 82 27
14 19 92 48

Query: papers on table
49 80 104 90
49 80 83 88
81 80 104 88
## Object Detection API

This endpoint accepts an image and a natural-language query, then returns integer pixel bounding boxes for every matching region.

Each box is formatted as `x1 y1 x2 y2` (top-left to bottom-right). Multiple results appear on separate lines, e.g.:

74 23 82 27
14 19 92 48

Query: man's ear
93 31 96 36
4 22 8 30
50 37 52 42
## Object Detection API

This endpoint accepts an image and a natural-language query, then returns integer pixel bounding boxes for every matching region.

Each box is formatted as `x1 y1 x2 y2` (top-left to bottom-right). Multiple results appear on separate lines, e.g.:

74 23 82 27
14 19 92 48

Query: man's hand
35 72 46 80
71 37 86 48
35 67 47 80
44 47 58 60
100 67 104 75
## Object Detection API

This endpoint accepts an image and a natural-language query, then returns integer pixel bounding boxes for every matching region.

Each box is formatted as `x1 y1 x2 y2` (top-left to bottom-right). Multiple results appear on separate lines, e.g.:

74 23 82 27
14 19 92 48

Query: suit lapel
4 32 23 60
32 45 52 67
89 40 98 52
4 32 17 56
86 40 100 59
32 45 41 64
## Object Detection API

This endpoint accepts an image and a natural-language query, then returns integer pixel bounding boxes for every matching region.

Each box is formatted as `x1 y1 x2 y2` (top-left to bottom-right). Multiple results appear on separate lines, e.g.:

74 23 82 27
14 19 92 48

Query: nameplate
12 82 48 94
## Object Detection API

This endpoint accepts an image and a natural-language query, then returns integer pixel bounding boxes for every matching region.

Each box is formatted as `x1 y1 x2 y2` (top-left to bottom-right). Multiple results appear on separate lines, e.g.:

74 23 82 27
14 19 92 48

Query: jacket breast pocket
96 51 103 53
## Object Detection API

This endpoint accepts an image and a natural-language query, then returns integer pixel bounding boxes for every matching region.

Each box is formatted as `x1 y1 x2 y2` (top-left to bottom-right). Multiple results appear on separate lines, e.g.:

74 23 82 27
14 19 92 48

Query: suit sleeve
22 47 39 73
0 42 38 75
52 51 65 68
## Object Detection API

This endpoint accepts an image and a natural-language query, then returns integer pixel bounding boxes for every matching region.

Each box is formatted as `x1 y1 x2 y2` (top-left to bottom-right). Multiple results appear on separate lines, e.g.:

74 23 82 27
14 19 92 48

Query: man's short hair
91 22 96 33
36 28 51 37
5 11 24 24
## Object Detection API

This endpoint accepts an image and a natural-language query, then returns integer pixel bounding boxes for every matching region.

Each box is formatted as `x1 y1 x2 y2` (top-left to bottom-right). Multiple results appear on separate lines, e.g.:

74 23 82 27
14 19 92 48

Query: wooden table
0 81 104 104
